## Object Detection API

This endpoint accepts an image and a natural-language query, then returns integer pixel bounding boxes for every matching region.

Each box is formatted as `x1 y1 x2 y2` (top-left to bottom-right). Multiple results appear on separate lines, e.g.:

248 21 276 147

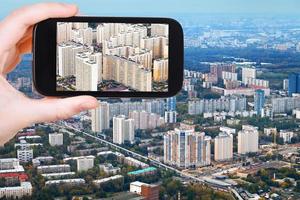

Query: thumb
28 96 99 123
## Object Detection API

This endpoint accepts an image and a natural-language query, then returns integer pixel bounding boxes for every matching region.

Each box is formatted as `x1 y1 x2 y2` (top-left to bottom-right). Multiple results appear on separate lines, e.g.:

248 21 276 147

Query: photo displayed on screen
56 22 169 92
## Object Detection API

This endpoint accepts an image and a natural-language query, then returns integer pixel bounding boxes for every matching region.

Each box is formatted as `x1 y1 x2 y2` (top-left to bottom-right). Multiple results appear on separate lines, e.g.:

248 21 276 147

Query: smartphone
33 16 183 97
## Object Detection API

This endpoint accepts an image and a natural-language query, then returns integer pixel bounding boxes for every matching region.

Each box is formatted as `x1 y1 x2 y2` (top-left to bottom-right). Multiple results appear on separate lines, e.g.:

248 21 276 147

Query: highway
47 122 244 200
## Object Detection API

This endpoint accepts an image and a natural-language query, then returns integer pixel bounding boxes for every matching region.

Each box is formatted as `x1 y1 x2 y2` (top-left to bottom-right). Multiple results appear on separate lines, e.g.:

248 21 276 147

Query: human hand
0 3 98 146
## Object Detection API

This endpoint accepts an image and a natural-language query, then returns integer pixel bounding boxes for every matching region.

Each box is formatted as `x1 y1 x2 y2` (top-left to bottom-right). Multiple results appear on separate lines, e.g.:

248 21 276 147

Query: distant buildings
214 133 233 161
283 79 289 91
210 63 235 79
129 111 164 130
254 89 265 116
130 181 160 200
109 100 165 119
188 95 246 115
272 96 300 113
91 101 110 132
164 128 211 168
242 67 256 83
77 156 94 172
288 73 300 96
238 125 259 154
49 133 63 146
279 130 294 143
113 115 135 144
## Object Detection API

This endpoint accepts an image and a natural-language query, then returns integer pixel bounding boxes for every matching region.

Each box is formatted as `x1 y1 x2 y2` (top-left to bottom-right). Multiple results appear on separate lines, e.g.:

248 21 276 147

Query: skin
0 3 99 146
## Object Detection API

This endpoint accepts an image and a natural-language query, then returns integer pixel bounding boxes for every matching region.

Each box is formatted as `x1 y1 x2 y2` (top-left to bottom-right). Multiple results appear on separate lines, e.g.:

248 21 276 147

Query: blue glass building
166 97 176 111
254 89 265 116
288 73 300 96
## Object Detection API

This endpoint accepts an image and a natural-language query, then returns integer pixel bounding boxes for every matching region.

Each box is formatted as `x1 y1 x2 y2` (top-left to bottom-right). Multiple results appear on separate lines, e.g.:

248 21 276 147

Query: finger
28 96 98 123
0 3 78 51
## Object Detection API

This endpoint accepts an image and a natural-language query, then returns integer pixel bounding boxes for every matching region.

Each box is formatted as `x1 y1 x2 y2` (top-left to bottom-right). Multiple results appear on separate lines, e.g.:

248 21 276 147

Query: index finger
0 2 78 51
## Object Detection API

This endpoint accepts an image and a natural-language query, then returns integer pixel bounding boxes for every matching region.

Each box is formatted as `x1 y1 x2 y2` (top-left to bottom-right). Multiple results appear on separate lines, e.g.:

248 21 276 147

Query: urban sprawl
2 16 300 200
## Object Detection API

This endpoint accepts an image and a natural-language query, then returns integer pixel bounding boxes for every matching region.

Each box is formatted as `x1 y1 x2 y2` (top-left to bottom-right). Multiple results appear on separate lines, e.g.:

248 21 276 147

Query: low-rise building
130 181 160 200
45 178 85 186
37 164 70 174
0 182 32 199
99 163 120 175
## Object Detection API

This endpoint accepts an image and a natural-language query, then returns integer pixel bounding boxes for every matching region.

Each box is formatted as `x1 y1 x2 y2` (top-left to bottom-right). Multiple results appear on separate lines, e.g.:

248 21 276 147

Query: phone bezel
33 16 183 97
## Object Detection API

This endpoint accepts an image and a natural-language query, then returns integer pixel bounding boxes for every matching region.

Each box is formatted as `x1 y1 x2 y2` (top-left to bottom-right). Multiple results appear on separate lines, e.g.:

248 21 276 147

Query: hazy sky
1 0 300 18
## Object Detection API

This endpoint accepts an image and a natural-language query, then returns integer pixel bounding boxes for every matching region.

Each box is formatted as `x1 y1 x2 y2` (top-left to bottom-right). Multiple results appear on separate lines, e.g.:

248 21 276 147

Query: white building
219 126 236 135
45 178 85 186
37 164 71 174
0 182 32 199
164 111 177 123
49 133 63 146
77 157 94 172
279 130 294 143
238 125 259 154
214 133 233 161
242 67 256 83
91 101 110 132
17 149 33 163
264 128 277 136
113 115 135 144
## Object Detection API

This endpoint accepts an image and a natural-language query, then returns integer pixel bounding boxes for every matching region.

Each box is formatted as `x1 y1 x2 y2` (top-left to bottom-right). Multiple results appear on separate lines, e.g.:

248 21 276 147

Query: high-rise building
272 96 300 113
91 101 110 132
238 125 259 154
57 42 84 77
57 22 72 44
166 97 176 112
164 129 211 168
164 111 177 123
283 79 289 91
242 67 256 83
103 55 152 91
113 115 135 144
288 73 300 96
214 133 233 161
140 36 168 59
210 63 236 79
153 59 168 82
254 89 265 116
75 52 102 91
151 24 168 37
188 95 247 115
49 133 63 146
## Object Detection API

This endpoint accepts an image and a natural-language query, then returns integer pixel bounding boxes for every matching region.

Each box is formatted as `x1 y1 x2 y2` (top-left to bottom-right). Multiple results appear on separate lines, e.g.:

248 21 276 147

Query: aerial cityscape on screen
56 22 169 92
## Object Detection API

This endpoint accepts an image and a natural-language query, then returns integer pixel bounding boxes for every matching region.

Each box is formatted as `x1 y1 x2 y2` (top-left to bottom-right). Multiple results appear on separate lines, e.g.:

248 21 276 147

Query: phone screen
56 22 169 92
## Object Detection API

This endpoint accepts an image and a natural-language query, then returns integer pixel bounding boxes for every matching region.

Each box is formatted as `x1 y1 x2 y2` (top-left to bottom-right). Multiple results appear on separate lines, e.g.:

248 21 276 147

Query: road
47 122 243 200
